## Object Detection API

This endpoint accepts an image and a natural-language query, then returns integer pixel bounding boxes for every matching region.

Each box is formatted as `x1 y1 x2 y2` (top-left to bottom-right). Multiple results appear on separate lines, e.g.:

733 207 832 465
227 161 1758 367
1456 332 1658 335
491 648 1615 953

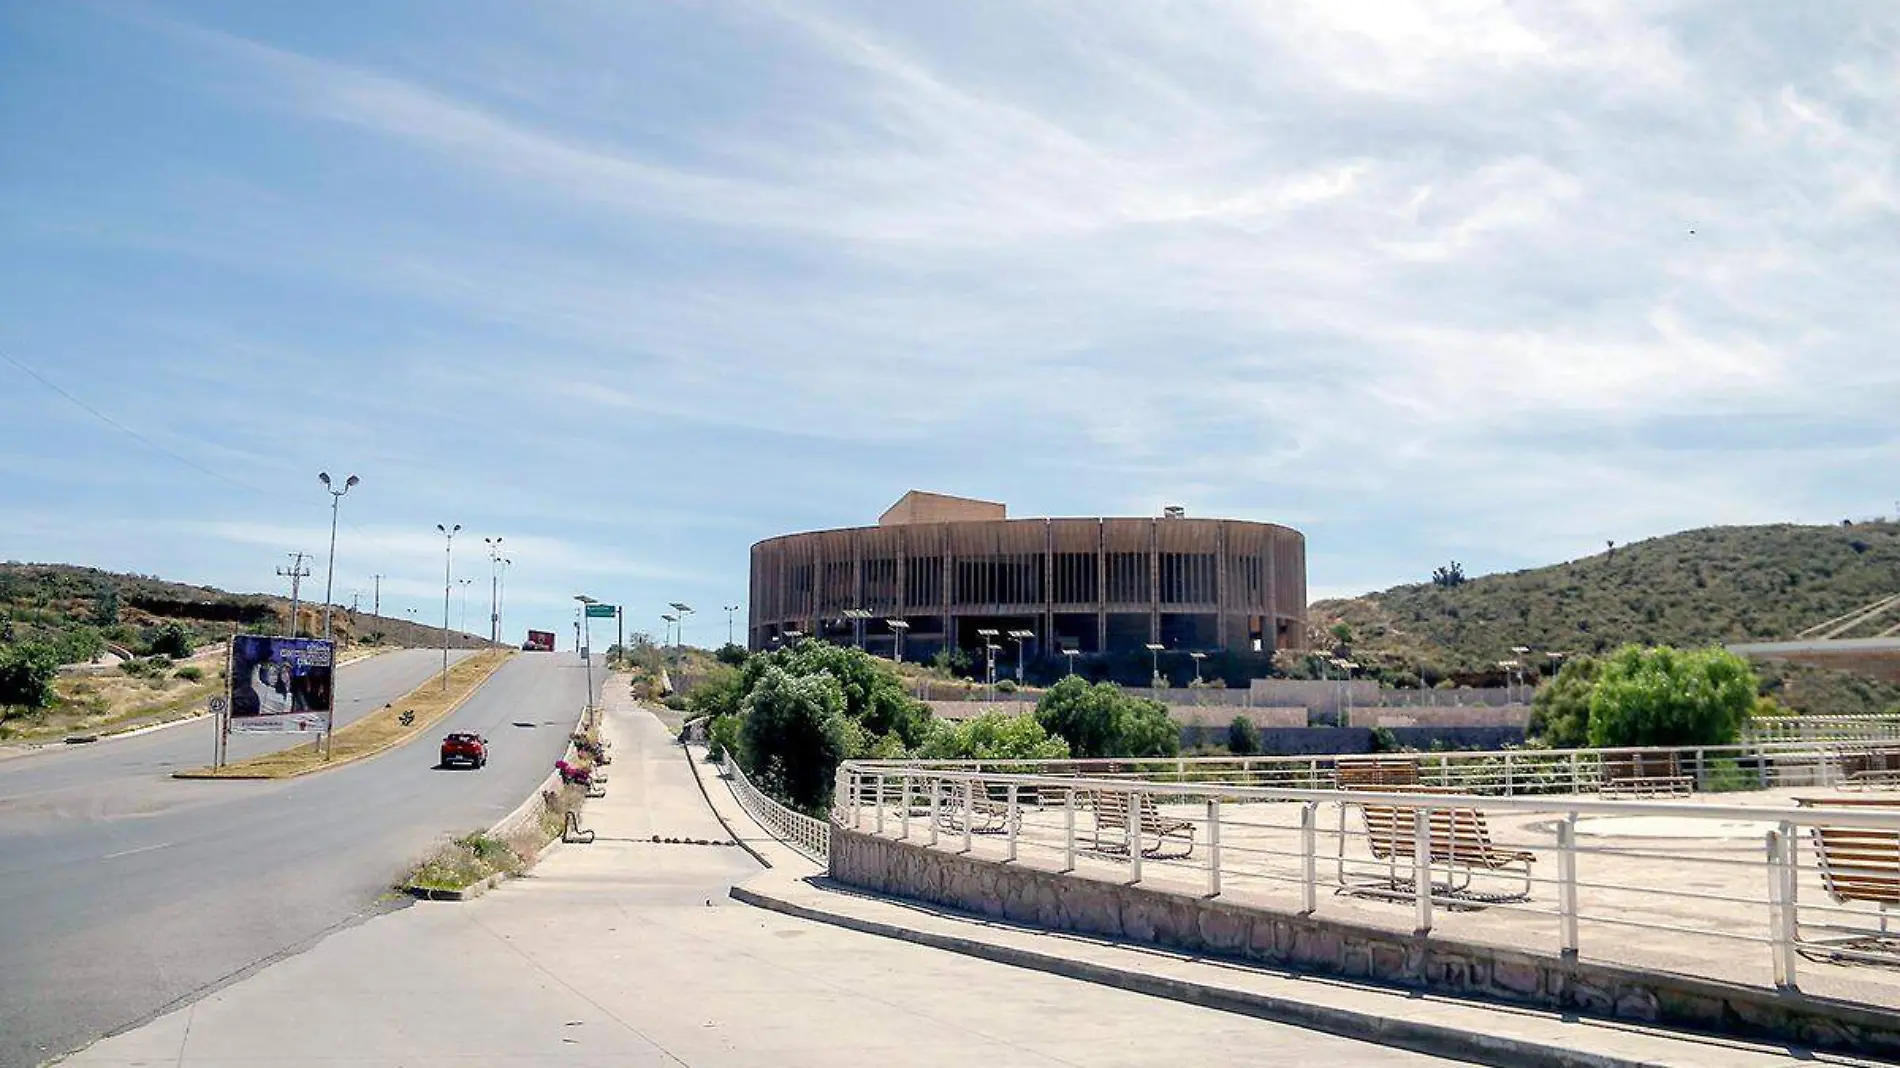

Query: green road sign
585 604 617 618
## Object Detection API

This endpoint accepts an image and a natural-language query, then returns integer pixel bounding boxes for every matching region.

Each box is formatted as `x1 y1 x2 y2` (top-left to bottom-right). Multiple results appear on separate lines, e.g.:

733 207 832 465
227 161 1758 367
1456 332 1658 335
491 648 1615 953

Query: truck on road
523 629 556 652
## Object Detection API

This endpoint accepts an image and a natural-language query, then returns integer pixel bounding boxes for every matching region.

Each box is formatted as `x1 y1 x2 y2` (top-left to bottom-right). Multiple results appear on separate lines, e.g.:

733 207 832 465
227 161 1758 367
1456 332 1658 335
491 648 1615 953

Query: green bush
146 622 192 659
1528 654 1597 749
1034 677 1180 758
0 642 59 711
174 665 205 682
1587 645 1757 748
1702 757 1756 793
995 678 1018 694
915 711 1069 761
1227 715 1259 756
708 713 742 762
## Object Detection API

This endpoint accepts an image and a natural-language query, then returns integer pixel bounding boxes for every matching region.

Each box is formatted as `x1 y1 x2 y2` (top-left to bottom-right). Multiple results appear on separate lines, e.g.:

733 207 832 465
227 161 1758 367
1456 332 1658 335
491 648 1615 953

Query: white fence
721 752 830 863
835 761 1900 1005
849 738 1900 798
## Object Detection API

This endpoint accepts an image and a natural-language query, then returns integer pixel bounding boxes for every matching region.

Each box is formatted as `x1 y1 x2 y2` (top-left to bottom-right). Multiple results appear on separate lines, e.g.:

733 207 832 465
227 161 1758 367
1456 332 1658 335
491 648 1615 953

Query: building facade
749 491 1307 663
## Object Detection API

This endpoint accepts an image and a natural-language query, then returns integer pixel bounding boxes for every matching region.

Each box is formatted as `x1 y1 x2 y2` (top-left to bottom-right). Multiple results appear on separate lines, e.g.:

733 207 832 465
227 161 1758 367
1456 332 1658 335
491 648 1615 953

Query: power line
2 349 267 497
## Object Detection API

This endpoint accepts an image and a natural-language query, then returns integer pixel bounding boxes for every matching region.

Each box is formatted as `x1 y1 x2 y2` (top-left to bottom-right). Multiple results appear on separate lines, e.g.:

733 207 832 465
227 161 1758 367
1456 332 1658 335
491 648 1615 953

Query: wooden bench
1599 752 1693 798
1335 756 1420 791
1795 797 1900 942
1090 790 1195 859
1347 798 1536 901
932 781 1018 835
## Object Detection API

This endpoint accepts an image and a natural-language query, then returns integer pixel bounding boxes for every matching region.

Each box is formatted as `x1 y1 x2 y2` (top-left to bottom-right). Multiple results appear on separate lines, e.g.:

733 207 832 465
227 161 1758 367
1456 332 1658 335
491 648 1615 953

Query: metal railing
1747 714 1900 744
835 761 1900 1003
848 738 1900 797
721 752 830 863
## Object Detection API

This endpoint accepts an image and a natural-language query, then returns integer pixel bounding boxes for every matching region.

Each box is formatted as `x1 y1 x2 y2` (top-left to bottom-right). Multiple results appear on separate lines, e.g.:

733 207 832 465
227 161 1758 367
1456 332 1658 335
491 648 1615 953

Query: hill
1310 521 1900 717
0 562 497 656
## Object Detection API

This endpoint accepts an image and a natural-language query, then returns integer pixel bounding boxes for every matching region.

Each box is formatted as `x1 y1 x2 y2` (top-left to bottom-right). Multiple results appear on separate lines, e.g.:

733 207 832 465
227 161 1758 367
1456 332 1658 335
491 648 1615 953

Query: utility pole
616 605 624 663
372 574 382 617
277 553 311 637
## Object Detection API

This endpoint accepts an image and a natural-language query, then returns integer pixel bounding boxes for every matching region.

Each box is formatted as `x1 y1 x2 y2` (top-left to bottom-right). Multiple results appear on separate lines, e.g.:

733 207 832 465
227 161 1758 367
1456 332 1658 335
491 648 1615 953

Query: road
0 649 587 1068
60 697 1463 1067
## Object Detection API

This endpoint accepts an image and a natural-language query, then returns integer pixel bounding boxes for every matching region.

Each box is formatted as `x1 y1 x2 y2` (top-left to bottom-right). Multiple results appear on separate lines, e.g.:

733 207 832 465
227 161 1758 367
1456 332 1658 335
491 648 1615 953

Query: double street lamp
1006 629 1035 684
885 619 910 663
669 602 694 649
724 604 742 647
484 537 504 644
316 472 359 644
436 523 460 691
1145 642 1165 688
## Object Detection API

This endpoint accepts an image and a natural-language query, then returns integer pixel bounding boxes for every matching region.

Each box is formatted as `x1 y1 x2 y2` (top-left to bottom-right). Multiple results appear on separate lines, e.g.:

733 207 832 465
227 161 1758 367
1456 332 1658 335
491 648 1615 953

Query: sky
3 1 1898 643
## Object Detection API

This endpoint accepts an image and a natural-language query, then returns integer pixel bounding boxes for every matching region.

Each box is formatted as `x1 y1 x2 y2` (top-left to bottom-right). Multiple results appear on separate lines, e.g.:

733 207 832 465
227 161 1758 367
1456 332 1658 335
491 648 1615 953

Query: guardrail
848 738 1900 797
1747 715 1900 744
834 762 1900 1003
721 752 830 863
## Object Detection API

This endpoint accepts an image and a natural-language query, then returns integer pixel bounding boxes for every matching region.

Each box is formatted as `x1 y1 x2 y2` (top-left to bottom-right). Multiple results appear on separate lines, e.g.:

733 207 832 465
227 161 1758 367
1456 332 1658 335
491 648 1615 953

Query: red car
440 732 488 769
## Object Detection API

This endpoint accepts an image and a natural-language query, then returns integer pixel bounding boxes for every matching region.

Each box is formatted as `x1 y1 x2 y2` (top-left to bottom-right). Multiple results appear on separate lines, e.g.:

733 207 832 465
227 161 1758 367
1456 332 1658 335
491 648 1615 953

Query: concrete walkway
691 752 1882 1068
59 688 1462 1067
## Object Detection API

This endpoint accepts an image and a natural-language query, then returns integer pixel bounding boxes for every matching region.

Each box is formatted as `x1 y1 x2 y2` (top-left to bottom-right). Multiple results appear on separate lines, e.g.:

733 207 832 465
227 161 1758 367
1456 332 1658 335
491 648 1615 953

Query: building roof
878 490 1007 527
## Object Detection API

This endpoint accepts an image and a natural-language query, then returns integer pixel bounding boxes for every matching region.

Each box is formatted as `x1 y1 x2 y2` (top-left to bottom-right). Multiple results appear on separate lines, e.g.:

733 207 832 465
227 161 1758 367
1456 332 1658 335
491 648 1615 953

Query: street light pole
484 537 503 644
1189 651 1206 685
497 557 512 645
1145 642 1165 689
670 603 694 650
886 619 910 663
1062 647 1079 676
317 472 359 644
576 595 598 709
437 523 460 691
458 578 473 634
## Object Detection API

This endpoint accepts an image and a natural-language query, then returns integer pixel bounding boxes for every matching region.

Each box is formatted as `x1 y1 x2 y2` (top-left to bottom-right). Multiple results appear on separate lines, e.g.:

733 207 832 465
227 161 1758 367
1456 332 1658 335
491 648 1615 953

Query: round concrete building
749 491 1307 665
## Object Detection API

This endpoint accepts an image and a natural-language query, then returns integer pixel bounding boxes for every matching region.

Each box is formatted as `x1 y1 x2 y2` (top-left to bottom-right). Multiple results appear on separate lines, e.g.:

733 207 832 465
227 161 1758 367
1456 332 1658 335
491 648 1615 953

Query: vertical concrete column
1095 519 1107 654
1149 518 1161 645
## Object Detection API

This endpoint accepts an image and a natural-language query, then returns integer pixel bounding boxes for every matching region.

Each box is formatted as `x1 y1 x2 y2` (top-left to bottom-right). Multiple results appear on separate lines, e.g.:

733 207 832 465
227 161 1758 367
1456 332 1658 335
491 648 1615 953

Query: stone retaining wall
828 827 1900 1057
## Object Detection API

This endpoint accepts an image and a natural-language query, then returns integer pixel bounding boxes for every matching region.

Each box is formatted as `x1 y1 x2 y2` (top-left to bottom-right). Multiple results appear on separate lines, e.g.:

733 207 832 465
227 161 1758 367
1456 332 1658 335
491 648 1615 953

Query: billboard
523 629 556 652
228 636 335 734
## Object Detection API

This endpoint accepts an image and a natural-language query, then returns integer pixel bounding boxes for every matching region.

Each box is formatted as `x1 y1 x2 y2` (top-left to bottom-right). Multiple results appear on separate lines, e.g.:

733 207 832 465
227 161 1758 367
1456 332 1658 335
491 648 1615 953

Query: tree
1328 622 1354 648
1432 561 1466 588
1528 654 1598 749
684 663 747 723
1587 645 1757 748
752 641 933 749
1226 715 1259 756
0 642 59 711
915 712 1070 761
714 643 749 667
739 665 855 813
1034 677 1180 758
93 588 120 626
146 622 192 659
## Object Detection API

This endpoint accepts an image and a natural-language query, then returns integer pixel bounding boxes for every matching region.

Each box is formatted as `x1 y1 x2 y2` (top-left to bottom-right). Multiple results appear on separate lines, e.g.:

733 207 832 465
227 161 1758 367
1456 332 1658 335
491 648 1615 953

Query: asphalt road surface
0 649 587 1068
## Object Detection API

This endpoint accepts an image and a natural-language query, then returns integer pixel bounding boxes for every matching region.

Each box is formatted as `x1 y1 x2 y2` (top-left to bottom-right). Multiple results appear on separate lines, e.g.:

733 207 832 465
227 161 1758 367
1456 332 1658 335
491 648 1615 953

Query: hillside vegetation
0 562 498 654
1311 521 1900 717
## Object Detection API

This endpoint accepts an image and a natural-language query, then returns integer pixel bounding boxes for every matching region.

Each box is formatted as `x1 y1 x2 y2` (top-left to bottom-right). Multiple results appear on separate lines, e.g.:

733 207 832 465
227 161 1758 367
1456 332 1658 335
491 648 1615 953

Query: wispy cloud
2 0 1896 617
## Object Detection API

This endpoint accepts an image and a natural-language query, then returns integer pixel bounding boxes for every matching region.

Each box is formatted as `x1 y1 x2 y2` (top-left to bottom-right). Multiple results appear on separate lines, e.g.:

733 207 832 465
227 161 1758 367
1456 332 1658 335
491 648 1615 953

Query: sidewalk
686 746 1877 1068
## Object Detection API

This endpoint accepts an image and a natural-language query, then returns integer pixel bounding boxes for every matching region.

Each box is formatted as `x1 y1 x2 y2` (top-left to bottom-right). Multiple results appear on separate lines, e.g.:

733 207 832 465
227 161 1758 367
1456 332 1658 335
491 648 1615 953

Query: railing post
1300 801 1318 915
1570 751 1582 793
1504 751 1516 797
1006 783 1019 863
1413 807 1433 934
1063 787 1077 872
875 773 886 835
1693 748 1706 790
899 774 912 840
849 770 863 829
1768 826 1799 989
962 778 975 854
1206 798 1221 897
1128 789 1143 884
1558 812 1579 957
928 778 940 846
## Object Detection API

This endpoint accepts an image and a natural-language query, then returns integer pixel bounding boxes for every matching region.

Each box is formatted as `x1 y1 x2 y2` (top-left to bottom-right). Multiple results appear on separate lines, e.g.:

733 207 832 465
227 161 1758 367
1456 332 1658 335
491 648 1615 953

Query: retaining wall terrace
828 827 1900 1057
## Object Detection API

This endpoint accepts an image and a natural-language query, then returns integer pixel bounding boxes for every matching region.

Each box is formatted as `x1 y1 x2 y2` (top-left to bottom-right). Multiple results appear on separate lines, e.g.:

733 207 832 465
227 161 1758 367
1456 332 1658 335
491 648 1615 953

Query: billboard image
228 636 335 733
523 629 556 652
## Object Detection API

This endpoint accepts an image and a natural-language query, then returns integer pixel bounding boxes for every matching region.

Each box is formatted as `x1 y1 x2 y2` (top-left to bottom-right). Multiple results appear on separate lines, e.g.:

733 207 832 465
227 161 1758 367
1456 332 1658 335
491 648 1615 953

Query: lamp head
318 472 331 487
345 475 360 489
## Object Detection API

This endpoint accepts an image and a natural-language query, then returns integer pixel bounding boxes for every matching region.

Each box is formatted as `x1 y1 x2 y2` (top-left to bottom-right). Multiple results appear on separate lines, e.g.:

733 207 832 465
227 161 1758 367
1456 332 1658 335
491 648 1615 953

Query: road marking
102 841 175 860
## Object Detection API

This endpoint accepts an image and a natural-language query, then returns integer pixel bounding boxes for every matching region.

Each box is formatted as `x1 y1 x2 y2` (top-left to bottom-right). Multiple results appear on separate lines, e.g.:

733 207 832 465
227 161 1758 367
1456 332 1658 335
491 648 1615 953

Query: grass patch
179 649 513 778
